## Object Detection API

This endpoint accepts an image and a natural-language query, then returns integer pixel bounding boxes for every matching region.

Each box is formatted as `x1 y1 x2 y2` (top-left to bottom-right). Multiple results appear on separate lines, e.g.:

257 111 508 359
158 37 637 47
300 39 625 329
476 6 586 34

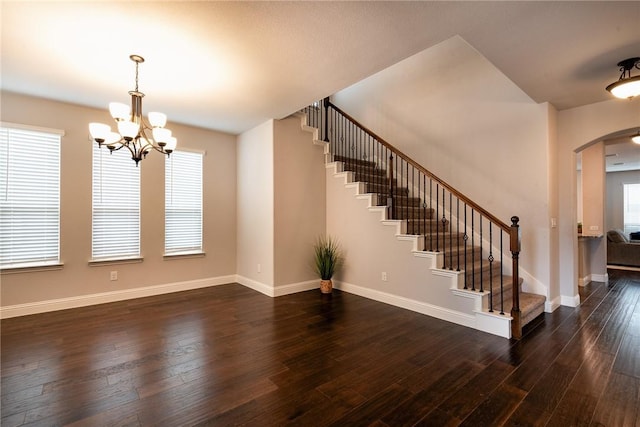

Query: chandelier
89 54 176 165
606 57 640 99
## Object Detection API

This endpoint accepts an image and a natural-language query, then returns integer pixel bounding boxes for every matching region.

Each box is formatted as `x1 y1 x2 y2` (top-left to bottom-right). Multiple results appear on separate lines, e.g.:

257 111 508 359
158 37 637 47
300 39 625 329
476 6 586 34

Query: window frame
623 182 640 236
90 143 142 264
0 122 64 271
164 149 204 258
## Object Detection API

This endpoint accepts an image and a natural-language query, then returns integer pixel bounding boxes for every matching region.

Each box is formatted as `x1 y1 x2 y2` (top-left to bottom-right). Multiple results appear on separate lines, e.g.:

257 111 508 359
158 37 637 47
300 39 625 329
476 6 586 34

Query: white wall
236 120 275 287
557 97 640 300
1 91 237 309
332 36 552 299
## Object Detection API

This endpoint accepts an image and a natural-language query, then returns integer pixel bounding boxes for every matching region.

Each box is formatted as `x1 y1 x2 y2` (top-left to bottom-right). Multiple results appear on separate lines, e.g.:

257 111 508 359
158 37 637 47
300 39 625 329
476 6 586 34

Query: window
92 144 140 260
0 124 62 269
623 183 640 236
165 151 203 254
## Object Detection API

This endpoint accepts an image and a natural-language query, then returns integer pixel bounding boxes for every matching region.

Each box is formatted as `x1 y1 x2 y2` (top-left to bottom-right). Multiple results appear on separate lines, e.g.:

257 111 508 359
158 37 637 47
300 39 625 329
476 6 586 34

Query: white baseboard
235 275 274 297
578 274 592 287
336 280 471 328
560 293 581 308
474 310 512 339
546 295 561 312
0 275 236 319
1 275 322 319
336 280 512 338
235 275 321 297
273 279 319 296
591 273 609 283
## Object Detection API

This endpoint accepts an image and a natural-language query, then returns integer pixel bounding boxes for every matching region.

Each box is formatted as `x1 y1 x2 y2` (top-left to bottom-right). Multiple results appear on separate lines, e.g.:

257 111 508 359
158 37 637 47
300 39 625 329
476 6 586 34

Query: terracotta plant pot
320 279 333 294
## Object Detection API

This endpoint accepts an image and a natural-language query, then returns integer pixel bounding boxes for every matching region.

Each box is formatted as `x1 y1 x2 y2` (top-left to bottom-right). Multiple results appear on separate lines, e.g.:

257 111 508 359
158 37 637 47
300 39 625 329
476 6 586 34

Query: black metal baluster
435 183 440 252
388 152 394 219
479 215 484 293
471 209 475 291
441 187 446 268
429 179 433 251
406 161 409 232
500 232 504 315
456 198 460 271
463 204 468 289
448 191 453 270
488 222 494 312
423 175 427 251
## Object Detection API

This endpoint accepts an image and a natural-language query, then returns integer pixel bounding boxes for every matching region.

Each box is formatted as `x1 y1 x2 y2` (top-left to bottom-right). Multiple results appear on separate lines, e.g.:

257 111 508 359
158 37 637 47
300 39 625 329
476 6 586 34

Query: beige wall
546 103 560 305
332 36 552 299
273 116 326 288
581 142 605 236
236 115 326 292
0 91 237 308
236 120 275 286
580 142 607 278
557 97 640 302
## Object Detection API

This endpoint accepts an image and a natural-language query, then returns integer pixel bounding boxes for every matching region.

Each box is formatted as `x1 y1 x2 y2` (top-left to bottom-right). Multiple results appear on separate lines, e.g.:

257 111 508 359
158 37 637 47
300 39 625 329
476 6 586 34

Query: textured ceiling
1 1 639 135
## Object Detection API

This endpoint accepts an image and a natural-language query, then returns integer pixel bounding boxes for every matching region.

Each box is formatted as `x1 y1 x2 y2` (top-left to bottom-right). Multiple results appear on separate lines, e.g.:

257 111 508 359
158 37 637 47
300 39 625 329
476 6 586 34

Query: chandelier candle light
89 54 177 165
606 57 640 99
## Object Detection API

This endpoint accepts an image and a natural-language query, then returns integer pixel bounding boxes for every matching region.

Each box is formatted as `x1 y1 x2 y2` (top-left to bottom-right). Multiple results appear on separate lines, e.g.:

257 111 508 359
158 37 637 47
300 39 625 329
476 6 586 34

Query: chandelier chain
134 61 139 93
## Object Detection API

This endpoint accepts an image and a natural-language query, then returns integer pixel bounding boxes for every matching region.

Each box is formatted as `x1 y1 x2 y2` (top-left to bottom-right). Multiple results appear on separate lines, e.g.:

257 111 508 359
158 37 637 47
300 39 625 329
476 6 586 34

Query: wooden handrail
325 99 511 232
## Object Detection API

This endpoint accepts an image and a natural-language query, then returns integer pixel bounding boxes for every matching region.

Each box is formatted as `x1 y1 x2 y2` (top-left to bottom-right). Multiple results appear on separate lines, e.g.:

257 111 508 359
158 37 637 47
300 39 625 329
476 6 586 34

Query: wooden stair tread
330 153 546 335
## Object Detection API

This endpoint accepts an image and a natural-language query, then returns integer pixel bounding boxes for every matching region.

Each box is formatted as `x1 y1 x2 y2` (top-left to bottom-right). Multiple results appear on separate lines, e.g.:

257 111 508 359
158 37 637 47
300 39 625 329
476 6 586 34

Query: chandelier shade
89 54 177 165
606 57 640 99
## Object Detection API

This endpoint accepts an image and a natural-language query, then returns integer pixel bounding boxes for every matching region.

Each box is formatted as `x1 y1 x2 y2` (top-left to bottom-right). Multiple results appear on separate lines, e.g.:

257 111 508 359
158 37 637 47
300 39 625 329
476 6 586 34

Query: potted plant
313 235 343 294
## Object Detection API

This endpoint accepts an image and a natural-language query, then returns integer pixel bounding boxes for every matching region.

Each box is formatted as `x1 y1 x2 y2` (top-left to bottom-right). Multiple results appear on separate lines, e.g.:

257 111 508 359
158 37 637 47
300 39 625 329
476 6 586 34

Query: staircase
302 99 546 339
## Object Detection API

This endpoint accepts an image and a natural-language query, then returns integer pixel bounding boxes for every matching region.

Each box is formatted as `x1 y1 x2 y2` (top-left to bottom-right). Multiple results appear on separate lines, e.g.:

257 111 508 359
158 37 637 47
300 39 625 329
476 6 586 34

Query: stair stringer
324 160 513 338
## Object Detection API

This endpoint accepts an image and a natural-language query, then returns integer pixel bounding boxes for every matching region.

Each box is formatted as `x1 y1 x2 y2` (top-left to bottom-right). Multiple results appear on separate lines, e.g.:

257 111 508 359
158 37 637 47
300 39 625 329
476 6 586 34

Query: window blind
0 126 61 268
92 144 140 260
165 151 202 254
624 183 640 235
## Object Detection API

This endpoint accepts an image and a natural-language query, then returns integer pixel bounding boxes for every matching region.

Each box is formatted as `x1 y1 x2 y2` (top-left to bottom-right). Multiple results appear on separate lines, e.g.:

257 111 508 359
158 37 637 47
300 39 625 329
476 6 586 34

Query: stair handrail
312 97 523 339
324 99 511 232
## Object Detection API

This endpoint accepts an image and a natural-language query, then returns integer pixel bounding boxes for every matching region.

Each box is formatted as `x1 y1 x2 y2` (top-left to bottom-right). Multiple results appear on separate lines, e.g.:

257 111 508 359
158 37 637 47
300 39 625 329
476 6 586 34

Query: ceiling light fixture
632 131 640 145
606 57 640 99
89 54 176 166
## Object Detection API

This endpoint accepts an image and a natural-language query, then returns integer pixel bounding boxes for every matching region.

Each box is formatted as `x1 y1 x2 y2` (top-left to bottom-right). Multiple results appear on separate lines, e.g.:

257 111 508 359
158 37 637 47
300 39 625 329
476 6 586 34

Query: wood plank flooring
2 269 639 426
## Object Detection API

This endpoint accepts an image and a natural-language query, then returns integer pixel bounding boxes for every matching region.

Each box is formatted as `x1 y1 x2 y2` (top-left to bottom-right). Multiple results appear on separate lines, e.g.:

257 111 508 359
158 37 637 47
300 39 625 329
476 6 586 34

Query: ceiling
604 135 640 173
1 1 639 137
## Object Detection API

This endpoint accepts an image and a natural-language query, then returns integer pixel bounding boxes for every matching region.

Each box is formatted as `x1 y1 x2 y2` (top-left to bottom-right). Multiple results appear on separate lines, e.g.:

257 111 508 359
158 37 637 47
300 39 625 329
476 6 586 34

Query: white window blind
92 144 140 260
0 125 61 268
165 151 203 254
623 183 640 235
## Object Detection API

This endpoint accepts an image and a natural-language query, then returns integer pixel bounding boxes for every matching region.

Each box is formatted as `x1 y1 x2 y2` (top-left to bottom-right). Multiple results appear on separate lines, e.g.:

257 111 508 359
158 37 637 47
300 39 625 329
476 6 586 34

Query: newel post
322 97 330 142
510 216 522 339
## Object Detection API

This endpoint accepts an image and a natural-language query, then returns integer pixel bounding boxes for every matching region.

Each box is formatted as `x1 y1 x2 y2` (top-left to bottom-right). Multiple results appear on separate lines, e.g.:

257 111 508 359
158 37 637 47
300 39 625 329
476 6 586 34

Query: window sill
163 251 205 260
88 257 143 267
1 261 64 274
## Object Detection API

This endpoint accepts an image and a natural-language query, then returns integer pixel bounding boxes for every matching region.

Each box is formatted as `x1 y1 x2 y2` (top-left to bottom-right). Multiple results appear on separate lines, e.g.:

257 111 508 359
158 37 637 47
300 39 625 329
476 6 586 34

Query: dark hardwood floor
2 269 639 426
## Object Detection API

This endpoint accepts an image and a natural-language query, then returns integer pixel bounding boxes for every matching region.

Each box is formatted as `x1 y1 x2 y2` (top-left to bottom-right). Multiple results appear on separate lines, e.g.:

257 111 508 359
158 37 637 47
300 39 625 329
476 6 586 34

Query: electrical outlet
110 271 118 281
257 263 261 273
381 272 388 282
589 225 599 231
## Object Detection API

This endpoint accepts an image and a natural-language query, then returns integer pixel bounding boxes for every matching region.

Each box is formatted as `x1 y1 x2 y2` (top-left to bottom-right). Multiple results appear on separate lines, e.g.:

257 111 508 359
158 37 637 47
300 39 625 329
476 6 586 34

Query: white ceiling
604 135 640 173
1 1 639 137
